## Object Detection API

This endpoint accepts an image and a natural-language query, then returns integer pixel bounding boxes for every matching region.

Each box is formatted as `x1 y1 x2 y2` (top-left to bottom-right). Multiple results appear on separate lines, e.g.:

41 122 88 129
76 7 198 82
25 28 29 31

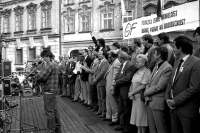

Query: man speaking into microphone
34 50 61 133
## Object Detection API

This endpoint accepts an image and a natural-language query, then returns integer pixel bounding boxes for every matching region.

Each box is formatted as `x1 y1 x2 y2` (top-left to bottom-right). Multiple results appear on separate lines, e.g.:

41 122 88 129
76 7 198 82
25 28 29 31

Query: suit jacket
95 58 109 87
81 55 93 81
67 61 76 84
145 61 172 110
105 58 121 91
162 44 175 66
115 61 137 99
60 60 68 78
165 55 200 118
88 58 99 85
146 44 157 71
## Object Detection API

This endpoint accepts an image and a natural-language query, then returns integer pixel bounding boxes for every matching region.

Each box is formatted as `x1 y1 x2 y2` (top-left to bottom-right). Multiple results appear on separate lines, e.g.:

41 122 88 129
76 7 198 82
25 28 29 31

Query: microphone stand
7 72 38 133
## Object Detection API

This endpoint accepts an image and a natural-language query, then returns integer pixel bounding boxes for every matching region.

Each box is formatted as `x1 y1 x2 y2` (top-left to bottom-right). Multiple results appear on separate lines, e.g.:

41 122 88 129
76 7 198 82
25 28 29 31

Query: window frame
123 11 134 23
15 15 23 32
15 48 23 64
64 16 75 33
28 12 36 30
28 47 36 61
101 11 114 30
79 10 91 32
3 17 10 33
41 9 51 29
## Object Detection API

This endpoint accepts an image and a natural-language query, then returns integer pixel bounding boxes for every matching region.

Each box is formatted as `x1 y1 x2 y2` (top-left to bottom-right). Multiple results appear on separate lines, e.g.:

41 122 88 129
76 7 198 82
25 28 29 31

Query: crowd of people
31 26 200 133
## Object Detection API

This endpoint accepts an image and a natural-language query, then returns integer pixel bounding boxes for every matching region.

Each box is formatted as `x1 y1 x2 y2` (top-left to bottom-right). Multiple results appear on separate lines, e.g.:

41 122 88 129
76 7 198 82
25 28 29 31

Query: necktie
151 65 158 79
174 59 184 82
120 63 124 74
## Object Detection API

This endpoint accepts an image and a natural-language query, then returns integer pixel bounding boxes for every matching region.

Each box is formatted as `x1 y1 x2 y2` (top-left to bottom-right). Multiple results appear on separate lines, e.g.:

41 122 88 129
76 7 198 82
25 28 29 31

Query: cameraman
34 50 61 133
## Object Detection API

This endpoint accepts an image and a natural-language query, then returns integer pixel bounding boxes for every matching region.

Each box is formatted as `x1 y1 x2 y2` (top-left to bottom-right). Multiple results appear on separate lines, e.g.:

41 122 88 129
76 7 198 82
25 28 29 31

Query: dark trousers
146 105 169 133
171 110 195 133
68 83 75 98
91 85 98 107
58 74 63 94
118 94 132 127
43 93 61 132
62 78 67 96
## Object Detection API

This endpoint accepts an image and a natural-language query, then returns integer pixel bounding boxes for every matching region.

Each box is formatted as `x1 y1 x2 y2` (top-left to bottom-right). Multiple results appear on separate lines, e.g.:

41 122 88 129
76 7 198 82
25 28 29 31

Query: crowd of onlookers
35 26 200 133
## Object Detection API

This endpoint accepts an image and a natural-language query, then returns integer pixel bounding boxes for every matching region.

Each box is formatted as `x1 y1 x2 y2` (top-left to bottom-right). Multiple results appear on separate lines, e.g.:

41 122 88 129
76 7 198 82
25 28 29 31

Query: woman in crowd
128 54 151 133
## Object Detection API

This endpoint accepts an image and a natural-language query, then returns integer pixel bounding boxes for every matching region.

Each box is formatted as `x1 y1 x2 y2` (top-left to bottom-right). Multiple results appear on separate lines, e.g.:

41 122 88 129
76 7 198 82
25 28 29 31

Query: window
80 15 90 31
99 2 115 30
14 5 24 32
123 11 133 23
15 15 23 31
64 8 75 33
2 9 12 33
26 2 37 31
3 17 10 33
79 6 91 32
40 0 52 29
16 49 23 64
65 17 74 32
102 12 113 29
42 10 51 28
28 13 36 30
28 48 36 61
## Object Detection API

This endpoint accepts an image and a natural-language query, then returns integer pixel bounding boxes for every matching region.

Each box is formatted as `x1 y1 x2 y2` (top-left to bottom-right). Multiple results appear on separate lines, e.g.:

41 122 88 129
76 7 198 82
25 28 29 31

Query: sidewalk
5 96 120 133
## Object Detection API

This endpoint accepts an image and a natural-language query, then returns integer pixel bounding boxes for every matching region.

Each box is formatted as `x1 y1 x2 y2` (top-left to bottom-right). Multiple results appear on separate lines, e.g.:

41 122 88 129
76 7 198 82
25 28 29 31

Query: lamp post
59 0 62 55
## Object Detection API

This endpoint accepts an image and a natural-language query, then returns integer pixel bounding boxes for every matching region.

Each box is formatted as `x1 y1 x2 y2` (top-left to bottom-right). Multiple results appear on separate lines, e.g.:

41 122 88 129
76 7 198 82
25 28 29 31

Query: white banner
123 1 199 39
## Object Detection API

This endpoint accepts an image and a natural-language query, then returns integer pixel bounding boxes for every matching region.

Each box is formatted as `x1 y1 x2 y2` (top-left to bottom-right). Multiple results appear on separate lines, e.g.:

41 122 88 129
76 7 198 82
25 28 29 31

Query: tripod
5 75 38 133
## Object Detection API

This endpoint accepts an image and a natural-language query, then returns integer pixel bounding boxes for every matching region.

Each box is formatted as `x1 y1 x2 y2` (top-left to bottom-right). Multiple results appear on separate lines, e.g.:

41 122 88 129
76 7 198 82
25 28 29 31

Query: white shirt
74 61 82 74
121 61 127 74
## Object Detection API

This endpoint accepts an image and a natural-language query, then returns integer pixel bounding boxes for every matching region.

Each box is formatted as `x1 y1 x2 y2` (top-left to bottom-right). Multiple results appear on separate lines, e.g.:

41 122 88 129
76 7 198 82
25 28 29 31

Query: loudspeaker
2 61 11 78
3 79 11 95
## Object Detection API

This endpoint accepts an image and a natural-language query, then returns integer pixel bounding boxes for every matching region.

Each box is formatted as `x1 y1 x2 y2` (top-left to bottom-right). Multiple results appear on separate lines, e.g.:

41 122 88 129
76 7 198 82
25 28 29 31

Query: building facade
61 0 197 54
0 0 60 71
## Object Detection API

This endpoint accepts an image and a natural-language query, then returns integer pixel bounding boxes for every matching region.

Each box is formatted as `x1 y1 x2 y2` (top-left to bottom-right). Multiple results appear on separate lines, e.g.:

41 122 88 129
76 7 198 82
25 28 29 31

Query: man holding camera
34 50 61 133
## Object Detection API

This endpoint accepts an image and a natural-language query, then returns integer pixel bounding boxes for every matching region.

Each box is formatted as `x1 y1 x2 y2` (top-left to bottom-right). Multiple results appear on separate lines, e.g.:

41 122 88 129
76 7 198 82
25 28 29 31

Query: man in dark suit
113 51 137 132
67 57 77 99
144 47 172 133
81 49 93 106
165 36 200 133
